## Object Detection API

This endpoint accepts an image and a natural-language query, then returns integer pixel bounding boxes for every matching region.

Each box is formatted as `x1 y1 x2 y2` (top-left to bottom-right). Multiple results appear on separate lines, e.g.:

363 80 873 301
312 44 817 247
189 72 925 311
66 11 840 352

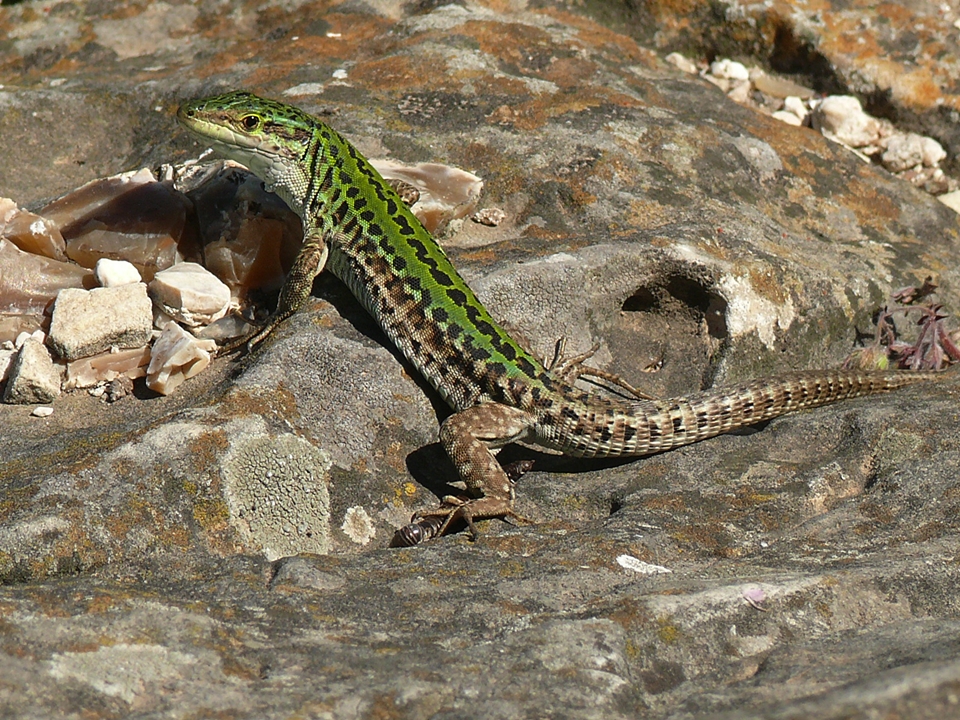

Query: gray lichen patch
221 433 332 560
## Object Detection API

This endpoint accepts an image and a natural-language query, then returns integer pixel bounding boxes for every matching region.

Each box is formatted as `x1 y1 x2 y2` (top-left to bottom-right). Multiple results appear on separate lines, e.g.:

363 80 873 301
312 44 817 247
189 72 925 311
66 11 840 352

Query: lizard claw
391 496 530 547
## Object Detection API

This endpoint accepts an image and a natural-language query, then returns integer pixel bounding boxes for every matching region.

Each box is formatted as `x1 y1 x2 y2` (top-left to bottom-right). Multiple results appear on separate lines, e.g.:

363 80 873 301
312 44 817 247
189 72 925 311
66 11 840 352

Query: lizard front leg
221 230 330 354
409 403 536 541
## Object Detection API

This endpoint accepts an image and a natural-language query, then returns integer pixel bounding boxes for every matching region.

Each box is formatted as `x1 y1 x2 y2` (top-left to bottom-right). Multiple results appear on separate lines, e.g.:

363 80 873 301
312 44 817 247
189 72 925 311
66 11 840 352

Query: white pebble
938 190 960 214
920 136 946 167
710 58 750 81
31 406 54 417
95 258 142 287
811 95 881 148
772 110 803 126
665 52 698 74
782 96 808 120
727 80 752 104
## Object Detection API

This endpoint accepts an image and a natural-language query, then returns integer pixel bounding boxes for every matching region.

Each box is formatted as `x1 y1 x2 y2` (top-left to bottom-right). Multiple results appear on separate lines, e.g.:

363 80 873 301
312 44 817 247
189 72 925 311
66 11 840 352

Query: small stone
0 203 67 261
195 314 255 341
31 406 54 417
726 79 752 104
104 376 133 402
471 207 506 227
772 110 803 126
881 133 928 173
782 96 808 120
146 322 217 395
148 262 231 327
710 59 750 81
15 330 44 349
812 95 882 148
95 258 142 287
665 52 697 74
920 136 947 167
938 190 960 213
2 339 62 404
47 283 153 361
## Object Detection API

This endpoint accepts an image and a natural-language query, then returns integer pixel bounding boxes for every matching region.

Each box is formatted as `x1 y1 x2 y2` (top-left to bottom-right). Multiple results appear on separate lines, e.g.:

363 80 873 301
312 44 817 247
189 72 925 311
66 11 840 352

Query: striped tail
549 369 941 459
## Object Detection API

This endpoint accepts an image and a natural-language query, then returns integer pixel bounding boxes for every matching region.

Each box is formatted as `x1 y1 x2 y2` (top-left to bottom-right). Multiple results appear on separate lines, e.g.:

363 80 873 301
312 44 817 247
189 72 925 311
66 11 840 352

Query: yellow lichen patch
656 616 681 645
192 497 230 531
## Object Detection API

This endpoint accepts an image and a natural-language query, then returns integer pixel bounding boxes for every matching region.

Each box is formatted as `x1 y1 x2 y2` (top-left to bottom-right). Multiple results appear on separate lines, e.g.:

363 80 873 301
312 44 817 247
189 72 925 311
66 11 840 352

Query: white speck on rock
341 506 377 545
617 555 672 574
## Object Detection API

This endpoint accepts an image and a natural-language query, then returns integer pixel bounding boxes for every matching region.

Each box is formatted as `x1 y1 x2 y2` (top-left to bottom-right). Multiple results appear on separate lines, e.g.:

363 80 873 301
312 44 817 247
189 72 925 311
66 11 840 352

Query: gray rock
1 338 61 404
47 284 153 360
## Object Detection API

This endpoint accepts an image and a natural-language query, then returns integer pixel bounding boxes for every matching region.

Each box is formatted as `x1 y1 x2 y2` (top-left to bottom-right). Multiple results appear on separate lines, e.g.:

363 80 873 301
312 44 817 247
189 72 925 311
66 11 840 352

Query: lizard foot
391 459 536 547
391 496 530 547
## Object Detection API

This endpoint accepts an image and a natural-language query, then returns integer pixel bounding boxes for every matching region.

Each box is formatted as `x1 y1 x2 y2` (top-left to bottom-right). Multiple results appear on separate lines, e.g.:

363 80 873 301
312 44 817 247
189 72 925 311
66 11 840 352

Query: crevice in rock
622 274 728 342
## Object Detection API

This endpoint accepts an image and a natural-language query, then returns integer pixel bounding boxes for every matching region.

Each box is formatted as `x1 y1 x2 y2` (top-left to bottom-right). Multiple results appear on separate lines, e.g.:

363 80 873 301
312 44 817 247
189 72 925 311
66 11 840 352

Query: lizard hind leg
412 403 537 541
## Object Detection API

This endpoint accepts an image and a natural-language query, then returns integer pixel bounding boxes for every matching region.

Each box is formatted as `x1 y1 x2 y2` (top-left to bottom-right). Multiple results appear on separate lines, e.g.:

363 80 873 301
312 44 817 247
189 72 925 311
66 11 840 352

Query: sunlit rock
0 198 67 261
370 160 483 234
2 338 62 404
64 345 151 390
47 283 153 361
146 321 216 395
0 238 93 344
148 262 231 327
39 168 195 281
95 258 141 287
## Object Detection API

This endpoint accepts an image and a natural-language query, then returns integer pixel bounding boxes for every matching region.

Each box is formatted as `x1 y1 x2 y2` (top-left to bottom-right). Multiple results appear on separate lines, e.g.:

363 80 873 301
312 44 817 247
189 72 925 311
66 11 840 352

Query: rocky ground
2 0 960 718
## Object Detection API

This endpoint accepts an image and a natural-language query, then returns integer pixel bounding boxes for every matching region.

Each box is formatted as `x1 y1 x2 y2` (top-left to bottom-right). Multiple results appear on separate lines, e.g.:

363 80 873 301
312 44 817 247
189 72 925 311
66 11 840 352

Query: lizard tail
547 369 942 458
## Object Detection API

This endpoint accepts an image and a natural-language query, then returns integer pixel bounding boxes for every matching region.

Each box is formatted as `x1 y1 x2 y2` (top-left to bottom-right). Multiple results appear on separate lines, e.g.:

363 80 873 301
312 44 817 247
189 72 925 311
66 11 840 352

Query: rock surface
2 0 960 718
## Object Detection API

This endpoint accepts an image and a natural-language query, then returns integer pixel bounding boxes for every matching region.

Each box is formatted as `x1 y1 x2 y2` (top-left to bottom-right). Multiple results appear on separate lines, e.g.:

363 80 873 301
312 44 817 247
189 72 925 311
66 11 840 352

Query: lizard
177 90 944 544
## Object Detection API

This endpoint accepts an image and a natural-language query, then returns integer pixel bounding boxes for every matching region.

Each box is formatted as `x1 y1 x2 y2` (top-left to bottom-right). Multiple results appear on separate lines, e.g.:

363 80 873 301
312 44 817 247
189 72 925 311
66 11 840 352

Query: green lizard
177 91 942 544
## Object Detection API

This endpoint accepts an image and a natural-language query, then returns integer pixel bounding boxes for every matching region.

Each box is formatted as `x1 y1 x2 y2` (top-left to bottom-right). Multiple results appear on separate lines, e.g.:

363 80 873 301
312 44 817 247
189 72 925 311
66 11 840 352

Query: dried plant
845 277 960 371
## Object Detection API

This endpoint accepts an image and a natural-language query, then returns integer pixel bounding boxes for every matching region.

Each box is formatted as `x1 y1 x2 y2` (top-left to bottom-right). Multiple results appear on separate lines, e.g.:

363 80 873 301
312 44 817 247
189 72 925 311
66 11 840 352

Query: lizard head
177 90 321 210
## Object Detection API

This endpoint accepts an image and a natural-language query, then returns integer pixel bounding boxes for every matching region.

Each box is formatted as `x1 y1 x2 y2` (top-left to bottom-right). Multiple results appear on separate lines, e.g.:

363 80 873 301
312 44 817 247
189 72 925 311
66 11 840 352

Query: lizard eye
240 114 261 131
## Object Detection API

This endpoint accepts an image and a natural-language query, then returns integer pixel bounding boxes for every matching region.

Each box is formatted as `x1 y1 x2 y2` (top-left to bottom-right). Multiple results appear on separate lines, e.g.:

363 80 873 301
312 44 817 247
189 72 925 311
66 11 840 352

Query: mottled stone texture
2 0 960 718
